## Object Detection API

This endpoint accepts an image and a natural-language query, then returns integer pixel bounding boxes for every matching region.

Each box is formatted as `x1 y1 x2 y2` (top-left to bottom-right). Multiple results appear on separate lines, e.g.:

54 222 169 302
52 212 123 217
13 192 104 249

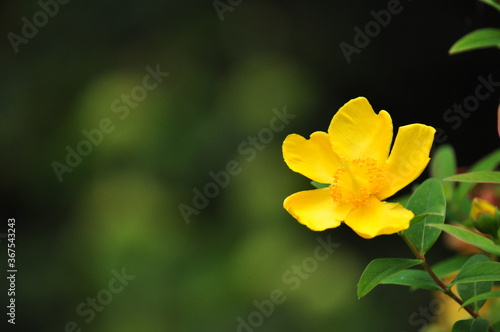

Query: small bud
471 197 496 220
470 197 500 237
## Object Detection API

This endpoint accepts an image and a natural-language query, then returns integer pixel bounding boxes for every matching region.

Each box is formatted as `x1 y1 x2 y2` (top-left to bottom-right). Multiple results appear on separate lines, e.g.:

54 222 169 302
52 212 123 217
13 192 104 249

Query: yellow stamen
329 158 385 207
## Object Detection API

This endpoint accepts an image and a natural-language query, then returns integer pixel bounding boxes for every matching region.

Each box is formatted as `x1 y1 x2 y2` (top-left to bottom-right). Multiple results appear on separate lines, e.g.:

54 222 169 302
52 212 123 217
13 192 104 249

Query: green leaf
445 171 500 184
357 258 422 298
410 205 447 226
457 254 493 311
404 179 446 254
432 255 472 279
452 318 490 332
458 150 500 189
480 0 500 12
431 145 457 179
466 149 500 173
429 224 500 256
380 269 441 290
310 181 329 189
449 28 500 54
460 290 500 309
454 149 500 215
431 144 457 200
451 261 500 285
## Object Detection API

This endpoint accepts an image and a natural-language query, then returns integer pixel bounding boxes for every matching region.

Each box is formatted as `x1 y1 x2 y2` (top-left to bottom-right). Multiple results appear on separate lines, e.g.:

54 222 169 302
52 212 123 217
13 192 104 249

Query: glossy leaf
449 28 500 54
460 290 500 309
451 318 490 332
444 171 500 184
380 269 441 290
459 149 500 181
429 224 500 256
409 205 447 226
404 179 446 254
480 0 500 12
457 254 493 311
431 144 456 200
357 258 422 298
431 145 457 179
451 261 500 285
432 255 472 279
454 150 500 216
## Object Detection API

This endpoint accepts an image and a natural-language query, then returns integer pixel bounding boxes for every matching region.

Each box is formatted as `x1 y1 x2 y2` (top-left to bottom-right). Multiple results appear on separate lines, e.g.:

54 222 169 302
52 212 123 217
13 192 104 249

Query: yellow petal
344 196 413 239
377 124 435 199
284 188 352 231
328 97 393 163
471 197 496 220
283 131 340 183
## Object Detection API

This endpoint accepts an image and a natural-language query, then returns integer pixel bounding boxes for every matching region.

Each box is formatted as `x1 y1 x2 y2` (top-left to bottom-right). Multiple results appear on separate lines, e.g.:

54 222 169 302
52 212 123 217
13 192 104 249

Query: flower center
329 158 385 207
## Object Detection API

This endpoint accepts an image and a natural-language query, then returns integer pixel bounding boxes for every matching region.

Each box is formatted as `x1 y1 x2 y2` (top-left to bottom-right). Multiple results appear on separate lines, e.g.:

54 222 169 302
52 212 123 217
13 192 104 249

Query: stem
400 234 496 332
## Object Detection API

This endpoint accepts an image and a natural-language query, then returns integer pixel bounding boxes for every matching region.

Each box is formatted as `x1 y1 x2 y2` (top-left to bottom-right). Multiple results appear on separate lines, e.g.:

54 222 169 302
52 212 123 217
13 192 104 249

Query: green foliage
404 178 446 254
474 208 500 238
431 144 457 200
380 269 441 290
451 261 500 284
431 145 457 179
460 290 500 309
445 171 500 184
432 255 472 278
355 147 500 329
449 28 500 54
357 258 422 298
453 149 500 216
429 224 500 256
409 205 447 226
449 0 500 54
480 0 500 12
452 318 490 332
458 150 500 187
456 254 493 312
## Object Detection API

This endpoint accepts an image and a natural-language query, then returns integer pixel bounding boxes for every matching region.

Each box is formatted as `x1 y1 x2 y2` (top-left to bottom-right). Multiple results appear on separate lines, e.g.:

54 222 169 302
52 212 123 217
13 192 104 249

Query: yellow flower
282 97 436 238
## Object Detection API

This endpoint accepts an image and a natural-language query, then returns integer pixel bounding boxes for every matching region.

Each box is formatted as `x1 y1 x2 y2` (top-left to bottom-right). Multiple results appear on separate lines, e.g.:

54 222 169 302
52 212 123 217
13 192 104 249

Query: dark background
0 0 499 331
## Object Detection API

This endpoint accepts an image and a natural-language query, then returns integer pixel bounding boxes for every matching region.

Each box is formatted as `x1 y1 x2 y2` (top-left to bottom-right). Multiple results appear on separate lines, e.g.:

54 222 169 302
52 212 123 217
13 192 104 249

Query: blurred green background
1 0 500 331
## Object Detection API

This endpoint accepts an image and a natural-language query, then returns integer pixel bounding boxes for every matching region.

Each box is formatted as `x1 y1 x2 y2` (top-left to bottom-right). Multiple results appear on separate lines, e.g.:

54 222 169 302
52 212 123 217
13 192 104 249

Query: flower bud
470 197 500 237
